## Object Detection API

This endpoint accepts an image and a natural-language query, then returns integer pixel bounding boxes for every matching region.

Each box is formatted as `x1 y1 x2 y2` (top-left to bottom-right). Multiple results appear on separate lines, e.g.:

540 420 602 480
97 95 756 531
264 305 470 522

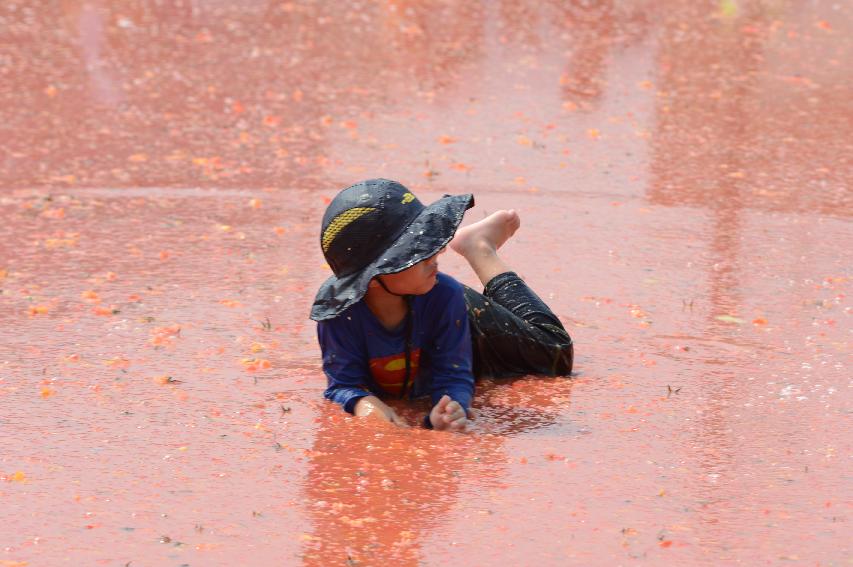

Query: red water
1 1 850 565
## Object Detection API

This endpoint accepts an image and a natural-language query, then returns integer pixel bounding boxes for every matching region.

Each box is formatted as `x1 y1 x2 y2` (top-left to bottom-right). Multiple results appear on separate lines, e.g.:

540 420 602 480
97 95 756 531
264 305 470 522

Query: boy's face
376 248 446 296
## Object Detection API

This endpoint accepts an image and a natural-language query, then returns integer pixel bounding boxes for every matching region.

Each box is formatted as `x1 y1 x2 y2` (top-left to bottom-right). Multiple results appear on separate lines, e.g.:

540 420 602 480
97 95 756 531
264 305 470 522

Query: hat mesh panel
321 207 376 252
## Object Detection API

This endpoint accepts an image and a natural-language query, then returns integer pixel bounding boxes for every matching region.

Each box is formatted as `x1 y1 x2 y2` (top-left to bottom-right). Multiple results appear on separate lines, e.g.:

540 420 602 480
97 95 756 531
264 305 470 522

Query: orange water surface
1 1 850 565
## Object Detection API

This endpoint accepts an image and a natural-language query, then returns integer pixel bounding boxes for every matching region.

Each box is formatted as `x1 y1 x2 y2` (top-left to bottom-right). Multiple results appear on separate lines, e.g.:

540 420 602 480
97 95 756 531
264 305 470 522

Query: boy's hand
429 394 468 432
354 396 409 427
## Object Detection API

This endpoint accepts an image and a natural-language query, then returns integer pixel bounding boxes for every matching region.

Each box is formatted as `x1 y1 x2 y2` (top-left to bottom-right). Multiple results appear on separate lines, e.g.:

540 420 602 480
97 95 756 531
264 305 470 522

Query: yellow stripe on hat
321 207 376 252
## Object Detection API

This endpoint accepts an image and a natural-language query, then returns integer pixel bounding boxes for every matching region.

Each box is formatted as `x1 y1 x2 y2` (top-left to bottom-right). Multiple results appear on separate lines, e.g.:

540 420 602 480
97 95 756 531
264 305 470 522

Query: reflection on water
649 0 852 217
302 410 506 565
301 376 572 564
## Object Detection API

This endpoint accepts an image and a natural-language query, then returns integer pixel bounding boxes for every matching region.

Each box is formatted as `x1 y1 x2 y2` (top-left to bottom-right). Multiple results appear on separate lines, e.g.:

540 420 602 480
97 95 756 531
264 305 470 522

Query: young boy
311 179 573 431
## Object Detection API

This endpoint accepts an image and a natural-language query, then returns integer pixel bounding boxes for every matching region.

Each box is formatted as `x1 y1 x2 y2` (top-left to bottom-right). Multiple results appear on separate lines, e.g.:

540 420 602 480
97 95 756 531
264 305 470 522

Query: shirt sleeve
426 284 475 411
317 316 372 414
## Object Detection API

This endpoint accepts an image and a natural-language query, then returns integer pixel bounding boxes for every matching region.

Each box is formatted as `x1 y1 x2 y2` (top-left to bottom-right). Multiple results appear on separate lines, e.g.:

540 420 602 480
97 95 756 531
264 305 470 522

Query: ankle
462 237 496 259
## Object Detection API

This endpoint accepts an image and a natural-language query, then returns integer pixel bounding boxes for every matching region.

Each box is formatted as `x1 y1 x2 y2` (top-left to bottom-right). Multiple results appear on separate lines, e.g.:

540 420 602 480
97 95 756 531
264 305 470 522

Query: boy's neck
364 286 408 330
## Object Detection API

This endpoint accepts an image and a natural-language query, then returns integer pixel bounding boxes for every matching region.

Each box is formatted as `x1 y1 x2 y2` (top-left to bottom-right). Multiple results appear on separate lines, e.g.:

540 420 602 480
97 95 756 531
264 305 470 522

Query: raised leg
451 210 573 379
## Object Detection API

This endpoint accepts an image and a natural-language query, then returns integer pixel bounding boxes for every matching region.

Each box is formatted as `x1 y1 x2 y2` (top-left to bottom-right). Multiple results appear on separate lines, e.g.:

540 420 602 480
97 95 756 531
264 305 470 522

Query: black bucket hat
310 179 474 321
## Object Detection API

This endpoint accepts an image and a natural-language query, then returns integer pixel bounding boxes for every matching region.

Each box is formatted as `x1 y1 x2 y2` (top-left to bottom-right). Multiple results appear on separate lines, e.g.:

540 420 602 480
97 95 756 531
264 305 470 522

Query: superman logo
369 349 421 396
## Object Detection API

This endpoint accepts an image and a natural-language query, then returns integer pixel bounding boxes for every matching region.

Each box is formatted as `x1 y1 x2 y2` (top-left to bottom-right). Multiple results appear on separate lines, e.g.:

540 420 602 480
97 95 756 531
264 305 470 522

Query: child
311 178 573 431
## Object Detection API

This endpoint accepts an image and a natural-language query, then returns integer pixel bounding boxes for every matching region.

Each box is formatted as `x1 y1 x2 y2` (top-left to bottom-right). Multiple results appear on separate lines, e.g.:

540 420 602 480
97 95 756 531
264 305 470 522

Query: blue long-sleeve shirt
318 272 474 414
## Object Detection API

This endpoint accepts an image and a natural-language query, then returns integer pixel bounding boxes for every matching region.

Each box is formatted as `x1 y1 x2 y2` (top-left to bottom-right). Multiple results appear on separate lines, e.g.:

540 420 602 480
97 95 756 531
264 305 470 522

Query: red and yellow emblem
369 349 421 396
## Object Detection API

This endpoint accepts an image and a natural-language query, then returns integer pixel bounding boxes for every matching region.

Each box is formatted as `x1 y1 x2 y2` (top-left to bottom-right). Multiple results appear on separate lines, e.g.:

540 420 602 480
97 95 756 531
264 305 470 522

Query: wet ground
1 1 851 565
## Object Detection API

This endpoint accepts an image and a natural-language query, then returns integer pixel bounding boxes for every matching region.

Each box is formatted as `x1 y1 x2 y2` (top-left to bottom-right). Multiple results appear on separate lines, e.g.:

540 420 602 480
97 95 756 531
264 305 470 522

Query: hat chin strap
375 276 415 400
376 276 409 297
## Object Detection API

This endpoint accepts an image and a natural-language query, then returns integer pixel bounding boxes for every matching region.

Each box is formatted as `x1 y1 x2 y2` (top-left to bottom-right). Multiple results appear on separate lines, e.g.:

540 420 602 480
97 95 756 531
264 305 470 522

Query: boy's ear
367 278 379 289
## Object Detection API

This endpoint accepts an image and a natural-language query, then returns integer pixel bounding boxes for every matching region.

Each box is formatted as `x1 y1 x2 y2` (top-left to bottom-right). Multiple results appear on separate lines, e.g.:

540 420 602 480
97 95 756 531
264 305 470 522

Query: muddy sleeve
427 284 475 411
317 318 372 414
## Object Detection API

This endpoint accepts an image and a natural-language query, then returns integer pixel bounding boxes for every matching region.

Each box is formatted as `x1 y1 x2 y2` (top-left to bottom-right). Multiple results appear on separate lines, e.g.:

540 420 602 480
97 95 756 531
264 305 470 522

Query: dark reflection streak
556 0 615 109
649 0 771 558
550 0 651 111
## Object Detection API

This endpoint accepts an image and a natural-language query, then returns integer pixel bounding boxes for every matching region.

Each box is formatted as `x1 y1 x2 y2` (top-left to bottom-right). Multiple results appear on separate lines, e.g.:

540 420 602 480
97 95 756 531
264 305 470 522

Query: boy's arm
319 316 409 426
426 285 475 424
318 318 373 414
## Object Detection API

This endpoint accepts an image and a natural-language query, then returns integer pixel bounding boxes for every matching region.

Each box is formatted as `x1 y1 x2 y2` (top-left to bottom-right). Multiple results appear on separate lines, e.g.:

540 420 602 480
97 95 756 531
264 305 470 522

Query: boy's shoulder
317 299 367 329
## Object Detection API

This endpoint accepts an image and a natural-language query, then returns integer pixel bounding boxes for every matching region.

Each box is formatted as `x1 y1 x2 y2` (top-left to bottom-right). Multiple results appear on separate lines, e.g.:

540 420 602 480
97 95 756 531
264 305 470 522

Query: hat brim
310 193 474 321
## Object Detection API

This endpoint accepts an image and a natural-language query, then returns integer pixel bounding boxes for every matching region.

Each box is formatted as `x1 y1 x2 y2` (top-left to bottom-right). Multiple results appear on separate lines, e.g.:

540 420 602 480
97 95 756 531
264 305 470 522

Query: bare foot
450 210 520 259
